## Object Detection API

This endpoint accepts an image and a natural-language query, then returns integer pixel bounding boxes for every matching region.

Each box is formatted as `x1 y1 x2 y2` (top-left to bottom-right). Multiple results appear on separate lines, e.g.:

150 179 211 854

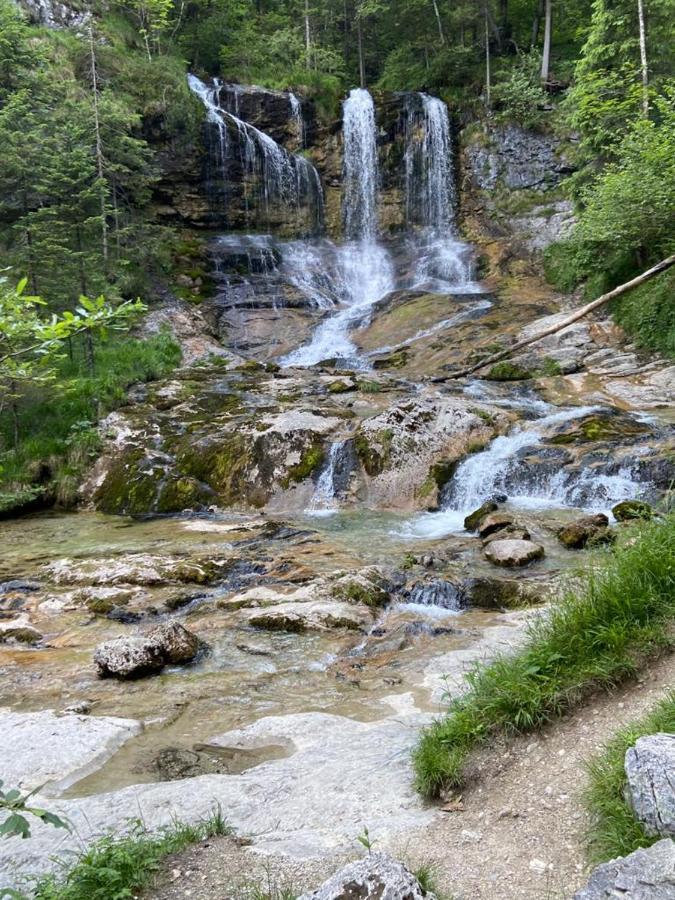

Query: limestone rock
464 500 499 532
329 568 392 608
613 499 654 522
625 734 675 837
484 539 545 568
477 511 515 538
0 616 42 644
573 839 675 899
462 577 543 609
0 708 141 794
482 526 530 546
93 622 202 679
298 852 433 900
558 514 611 549
245 600 373 633
146 621 202 665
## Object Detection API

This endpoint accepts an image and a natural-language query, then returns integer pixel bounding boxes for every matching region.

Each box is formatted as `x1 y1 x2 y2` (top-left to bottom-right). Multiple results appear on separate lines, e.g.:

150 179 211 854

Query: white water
401 405 645 539
306 441 347 516
281 89 395 367
187 74 323 230
289 93 305 147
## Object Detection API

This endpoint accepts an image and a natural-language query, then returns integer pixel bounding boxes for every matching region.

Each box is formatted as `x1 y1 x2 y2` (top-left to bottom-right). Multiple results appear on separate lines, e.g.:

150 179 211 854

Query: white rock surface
573 838 675 899
625 733 675 836
0 708 141 795
298 851 432 900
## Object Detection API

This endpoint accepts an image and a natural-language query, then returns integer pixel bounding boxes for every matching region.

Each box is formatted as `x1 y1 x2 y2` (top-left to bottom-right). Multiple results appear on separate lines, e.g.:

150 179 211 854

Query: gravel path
146 652 675 900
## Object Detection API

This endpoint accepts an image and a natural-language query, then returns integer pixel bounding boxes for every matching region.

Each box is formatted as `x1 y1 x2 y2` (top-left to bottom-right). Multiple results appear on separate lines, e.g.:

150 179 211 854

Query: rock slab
484 539 545 568
573 838 675 899
625 734 675 837
298 852 432 900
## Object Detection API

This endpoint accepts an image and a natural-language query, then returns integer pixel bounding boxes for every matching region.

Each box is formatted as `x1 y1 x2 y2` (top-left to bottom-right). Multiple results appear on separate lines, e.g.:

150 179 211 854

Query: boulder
0 617 42 644
484 539 545 568
94 622 202 679
464 500 499 532
477 512 515 538
625 734 675 837
557 514 611 549
482 526 530 546
461 577 543 609
329 568 392 608
613 500 654 522
298 852 433 900
146 621 202 665
573 838 675 899
245 601 373 633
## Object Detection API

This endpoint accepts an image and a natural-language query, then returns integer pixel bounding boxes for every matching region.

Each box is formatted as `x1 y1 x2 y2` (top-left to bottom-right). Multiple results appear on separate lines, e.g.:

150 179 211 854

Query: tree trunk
435 254 675 381
637 0 649 116
531 0 544 46
484 6 491 109
89 27 108 270
304 0 312 68
357 15 366 88
10 381 19 448
540 0 552 82
431 0 446 44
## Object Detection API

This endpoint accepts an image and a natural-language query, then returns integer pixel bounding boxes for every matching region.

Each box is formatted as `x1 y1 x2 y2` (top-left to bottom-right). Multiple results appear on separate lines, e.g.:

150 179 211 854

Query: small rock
63 701 93 716
529 859 548 875
0 617 42 644
573 838 675 899
612 499 654 521
298 852 433 900
147 622 202 665
0 580 40 595
464 500 499 532
484 539 545 568
93 622 202 679
482 526 530 546
625 733 675 836
477 512 515 538
461 576 542 609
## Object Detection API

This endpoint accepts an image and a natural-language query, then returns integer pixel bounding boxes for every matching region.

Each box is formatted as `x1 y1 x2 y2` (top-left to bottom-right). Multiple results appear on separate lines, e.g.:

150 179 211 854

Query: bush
491 50 549 129
413 514 675 798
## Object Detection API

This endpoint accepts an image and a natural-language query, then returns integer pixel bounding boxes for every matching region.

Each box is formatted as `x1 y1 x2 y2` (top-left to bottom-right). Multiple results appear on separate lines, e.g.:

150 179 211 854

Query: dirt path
147 652 675 900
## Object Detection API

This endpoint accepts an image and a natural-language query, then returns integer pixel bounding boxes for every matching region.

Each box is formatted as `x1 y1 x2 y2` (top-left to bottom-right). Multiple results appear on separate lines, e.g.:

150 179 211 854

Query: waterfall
405 93 454 230
342 88 380 241
289 93 305 147
404 580 463 612
306 440 351 516
187 74 323 232
280 88 395 368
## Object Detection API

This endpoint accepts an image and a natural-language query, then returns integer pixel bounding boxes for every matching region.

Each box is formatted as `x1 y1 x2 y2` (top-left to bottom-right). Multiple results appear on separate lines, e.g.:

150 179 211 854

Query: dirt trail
147 652 675 900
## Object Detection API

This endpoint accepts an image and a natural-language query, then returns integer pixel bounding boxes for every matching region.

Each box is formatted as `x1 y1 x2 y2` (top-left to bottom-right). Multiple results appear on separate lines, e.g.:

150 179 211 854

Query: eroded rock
94 622 202 679
625 734 675 837
557 514 612 549
613 499 654 522
484 539 545 568
573 838 675 899
464 500 499 532
245 600 373 633
298 852 433 900
461 577 543 609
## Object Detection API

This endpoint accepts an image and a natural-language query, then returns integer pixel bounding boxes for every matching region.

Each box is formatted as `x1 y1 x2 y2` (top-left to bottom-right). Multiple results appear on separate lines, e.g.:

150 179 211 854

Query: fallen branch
434 254 675 382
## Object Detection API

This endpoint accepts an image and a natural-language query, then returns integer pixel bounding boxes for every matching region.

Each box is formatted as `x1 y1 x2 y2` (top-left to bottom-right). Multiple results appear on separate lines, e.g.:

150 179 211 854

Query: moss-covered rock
485 361 532 381
330 569 391 608
557 514 612 549
461 577 543 609
612 499 654 521
549 413 649 446
464 500 499 531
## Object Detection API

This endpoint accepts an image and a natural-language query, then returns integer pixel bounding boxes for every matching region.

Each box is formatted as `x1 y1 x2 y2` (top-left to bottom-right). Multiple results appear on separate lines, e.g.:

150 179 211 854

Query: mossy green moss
485 361 532 381
283 443 325 486
354 428 394 477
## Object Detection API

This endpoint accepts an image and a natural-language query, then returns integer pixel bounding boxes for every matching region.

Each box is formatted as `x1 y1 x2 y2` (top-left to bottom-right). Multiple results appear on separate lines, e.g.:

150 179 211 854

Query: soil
145 651 675 900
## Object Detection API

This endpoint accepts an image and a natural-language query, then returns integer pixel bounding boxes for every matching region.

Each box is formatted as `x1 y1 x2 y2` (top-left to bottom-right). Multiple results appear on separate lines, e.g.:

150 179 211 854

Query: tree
540 0 552 82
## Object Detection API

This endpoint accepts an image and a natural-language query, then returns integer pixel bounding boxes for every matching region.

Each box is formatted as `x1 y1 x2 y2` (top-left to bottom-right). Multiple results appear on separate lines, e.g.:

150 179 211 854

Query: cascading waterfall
289 93 305 147
281 88 395 368
402 405 648 540
306 440 349 516
187 74 323 232
403 92 477 292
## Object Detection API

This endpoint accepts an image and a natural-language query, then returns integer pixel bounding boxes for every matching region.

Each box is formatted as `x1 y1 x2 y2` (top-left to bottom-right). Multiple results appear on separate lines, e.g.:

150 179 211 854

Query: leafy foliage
0 781 68 841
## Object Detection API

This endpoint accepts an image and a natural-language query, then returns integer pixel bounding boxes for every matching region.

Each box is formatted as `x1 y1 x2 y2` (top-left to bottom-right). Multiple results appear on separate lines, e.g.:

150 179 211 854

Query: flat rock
484 539 545 568
573 838 675 899
625 734 675 836
245 600 373 632
298 852 432 900
0 708 141 795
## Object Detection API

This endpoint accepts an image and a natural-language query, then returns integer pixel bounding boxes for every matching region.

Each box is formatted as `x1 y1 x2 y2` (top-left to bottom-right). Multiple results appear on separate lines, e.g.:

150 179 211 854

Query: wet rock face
465 124 571 192
298 852 433 900
573 838 675 899
18 0 90 28
625 734 675 837
461 577 543 609
94 622 202 679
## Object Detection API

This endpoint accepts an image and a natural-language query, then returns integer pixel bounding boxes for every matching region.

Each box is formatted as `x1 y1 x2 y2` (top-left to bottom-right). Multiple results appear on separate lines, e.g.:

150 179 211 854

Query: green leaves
0 780 69 841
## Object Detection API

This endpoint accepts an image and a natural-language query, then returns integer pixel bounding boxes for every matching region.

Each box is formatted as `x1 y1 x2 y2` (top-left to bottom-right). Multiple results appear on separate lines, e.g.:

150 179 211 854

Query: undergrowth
29 809 229 900
413 514 675 798
0 332 181 511
583 691 675 863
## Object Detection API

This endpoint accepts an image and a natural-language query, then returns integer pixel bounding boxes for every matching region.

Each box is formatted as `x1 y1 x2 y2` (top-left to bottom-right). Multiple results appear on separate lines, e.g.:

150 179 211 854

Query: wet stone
484 539 545 568
464 500 499 532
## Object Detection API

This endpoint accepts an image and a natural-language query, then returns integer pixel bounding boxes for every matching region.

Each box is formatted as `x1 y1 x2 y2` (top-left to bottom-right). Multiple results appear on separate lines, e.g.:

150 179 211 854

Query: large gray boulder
298 852 433 900
94 622 202 679
573 839 675 899
625 734 675 837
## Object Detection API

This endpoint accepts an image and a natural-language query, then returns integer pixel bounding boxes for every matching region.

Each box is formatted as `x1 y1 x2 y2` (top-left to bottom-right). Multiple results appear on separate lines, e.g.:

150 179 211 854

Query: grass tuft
413 514 675 798
31 809 230 900
583 691 675 864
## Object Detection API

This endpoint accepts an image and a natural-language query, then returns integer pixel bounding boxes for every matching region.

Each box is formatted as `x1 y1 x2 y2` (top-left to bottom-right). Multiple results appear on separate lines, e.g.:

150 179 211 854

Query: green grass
0 331 181 510
30 809 229 900
413 514 675 798
583 691 675 864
